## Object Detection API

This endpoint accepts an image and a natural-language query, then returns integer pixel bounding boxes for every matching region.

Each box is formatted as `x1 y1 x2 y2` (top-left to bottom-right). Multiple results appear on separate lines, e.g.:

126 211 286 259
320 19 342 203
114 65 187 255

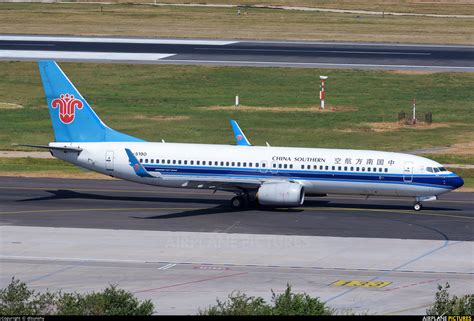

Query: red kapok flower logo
51 93 83 124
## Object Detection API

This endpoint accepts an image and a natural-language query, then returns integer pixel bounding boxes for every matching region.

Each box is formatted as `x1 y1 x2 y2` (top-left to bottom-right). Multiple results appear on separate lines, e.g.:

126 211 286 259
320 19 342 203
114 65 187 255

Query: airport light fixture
320 76 328 110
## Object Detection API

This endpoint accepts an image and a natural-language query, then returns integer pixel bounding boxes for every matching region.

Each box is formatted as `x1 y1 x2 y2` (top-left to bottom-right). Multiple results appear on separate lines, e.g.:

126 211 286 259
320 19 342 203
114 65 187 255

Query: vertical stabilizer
38 60 143 143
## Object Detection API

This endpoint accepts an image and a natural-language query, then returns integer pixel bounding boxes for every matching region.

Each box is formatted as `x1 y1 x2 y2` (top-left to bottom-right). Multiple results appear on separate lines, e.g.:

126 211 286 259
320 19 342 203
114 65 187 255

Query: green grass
421 154 474 165
0 157 81 172
1 62 473 154
447 168 474 189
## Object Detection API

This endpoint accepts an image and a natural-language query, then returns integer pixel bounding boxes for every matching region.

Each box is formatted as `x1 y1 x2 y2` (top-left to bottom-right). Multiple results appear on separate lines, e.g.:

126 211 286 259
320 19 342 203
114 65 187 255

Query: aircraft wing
179 178 261 193
230 120 251 146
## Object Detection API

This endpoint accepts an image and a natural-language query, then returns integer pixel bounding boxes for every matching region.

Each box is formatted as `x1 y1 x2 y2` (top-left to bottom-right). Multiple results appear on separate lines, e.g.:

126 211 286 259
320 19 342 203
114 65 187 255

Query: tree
271 284 333 315
56 285 154 315
0 278 155 315
200 284 333 315
0 277 57 315
426 283 473 315
199 291 272 315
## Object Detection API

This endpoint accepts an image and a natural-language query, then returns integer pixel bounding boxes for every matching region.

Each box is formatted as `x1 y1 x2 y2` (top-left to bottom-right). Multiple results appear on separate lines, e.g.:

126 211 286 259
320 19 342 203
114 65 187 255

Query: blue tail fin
230 119 251 146
38 60 144 143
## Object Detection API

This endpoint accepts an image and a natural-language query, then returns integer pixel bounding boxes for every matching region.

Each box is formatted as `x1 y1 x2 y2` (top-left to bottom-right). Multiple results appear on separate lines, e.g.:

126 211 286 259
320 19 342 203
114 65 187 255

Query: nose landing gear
412 196 437 211
413 202 422 211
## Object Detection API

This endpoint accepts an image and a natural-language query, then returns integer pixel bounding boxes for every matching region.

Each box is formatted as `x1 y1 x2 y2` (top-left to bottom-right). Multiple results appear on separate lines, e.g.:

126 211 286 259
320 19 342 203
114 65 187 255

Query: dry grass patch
201 105 356 113
133 115 190 121
0 3 472 44
87 0 474 15
386 70 438 75
338 121 453 133
428 135 474 155
0 102 23 109
367 121 451 132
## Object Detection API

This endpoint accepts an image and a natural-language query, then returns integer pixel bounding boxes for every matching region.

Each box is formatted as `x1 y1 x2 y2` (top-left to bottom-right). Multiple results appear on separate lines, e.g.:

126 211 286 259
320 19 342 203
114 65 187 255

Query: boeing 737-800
23 61 464 211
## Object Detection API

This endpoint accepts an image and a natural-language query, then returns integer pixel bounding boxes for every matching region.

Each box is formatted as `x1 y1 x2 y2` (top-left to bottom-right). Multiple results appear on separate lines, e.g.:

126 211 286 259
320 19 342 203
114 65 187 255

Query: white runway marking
196 47 432 55
0 35 238 46
0 43 56 47
158 263 177 270
0 50 175 61
163 59 474 71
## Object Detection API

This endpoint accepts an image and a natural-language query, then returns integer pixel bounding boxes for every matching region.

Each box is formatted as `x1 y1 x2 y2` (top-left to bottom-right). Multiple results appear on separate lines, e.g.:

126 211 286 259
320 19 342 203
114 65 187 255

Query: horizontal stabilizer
14 144 83 152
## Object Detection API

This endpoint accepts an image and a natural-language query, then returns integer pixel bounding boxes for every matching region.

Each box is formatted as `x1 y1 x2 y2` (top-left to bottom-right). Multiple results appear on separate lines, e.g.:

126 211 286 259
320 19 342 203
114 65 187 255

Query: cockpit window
426 167 433 173
439 167 447 172
433 167 440 173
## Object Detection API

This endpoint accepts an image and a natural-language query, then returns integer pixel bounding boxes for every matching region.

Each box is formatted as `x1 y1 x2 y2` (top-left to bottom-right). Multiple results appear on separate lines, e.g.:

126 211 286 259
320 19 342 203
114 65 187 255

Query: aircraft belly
304 180 400 196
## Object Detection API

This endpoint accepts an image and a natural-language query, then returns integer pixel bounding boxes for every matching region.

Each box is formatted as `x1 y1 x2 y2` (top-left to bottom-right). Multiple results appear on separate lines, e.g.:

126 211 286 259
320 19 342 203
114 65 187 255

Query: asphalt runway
0 176 472 241
0 35 473 71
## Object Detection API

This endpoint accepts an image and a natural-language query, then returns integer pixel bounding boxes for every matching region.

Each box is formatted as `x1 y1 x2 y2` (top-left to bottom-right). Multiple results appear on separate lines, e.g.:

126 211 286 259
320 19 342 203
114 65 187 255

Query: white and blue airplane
23 61 464 211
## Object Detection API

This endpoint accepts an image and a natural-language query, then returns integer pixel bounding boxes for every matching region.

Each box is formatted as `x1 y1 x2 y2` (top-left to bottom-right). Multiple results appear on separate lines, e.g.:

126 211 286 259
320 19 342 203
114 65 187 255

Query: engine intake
257 182 305 207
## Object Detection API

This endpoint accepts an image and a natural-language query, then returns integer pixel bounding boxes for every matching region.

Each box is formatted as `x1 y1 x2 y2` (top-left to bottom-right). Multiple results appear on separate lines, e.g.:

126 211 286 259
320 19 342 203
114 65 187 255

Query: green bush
200 284 333 316
56 285 154 315
0 278 56 315
271 285 334 315
0 277 155 315
426 283 473 315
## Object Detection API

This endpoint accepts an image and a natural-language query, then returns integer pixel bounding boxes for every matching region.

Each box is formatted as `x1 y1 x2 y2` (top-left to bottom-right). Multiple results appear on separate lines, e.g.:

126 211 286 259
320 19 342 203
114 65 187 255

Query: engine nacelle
257 182 305 207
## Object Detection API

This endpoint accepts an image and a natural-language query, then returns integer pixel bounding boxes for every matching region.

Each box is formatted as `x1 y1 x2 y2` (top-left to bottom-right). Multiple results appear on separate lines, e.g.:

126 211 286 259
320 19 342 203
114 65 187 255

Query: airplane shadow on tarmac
16 189 226 206
16 190 461 218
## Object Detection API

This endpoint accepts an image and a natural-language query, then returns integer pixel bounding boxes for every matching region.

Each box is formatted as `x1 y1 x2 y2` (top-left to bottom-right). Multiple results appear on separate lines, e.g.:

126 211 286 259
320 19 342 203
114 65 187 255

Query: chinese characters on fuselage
272 156 395 166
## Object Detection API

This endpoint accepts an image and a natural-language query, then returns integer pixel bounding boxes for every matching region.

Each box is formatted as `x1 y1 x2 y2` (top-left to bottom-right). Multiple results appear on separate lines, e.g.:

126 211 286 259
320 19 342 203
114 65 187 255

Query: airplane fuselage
51 141 463 199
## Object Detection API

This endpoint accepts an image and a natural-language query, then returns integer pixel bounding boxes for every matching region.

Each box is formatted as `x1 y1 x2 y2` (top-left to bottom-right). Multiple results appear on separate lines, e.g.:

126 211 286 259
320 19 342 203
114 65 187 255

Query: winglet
230 120 251 146
125 148 154 178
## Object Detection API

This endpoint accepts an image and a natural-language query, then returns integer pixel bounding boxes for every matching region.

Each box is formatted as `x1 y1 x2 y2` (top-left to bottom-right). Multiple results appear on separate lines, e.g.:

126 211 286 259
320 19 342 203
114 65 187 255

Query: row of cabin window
300 164 388 173
140 159 264 168
139 158 388 173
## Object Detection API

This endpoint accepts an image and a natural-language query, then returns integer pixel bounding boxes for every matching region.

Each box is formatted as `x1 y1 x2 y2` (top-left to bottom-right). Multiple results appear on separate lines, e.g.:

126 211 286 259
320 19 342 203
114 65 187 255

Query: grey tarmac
0 176 472 241
1 176 472 315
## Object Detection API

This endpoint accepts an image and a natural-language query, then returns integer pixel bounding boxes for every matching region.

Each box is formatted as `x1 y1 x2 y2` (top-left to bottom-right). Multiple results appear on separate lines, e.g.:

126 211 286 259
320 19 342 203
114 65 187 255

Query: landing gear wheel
413 202 422 211
231 196 245 209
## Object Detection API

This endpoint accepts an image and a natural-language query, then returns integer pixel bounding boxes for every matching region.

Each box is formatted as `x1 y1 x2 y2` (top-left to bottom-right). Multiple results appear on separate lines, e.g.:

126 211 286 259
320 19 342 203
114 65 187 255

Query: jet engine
257 182 305 207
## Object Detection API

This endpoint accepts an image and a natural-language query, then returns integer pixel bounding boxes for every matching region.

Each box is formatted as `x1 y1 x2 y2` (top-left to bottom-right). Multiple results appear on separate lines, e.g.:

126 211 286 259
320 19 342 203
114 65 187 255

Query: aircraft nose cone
451 175 464 189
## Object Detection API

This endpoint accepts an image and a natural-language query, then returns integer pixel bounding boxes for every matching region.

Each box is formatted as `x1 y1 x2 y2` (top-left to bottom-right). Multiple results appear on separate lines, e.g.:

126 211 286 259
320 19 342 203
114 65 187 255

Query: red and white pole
319 76 328 110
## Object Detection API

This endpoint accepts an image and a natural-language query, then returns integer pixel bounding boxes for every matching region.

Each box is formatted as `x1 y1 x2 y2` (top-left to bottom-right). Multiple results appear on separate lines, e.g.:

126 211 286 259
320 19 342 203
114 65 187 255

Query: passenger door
105 151 114 171
403 161 413 183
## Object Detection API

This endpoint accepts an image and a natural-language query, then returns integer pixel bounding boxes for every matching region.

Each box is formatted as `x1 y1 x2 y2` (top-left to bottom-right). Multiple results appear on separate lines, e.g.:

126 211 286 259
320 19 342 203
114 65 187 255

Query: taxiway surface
0 176 472 241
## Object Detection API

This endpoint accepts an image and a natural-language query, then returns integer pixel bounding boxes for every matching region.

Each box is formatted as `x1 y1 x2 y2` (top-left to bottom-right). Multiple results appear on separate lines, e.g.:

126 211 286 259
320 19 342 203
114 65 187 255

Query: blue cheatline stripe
142 164 454 190
142 163 456 178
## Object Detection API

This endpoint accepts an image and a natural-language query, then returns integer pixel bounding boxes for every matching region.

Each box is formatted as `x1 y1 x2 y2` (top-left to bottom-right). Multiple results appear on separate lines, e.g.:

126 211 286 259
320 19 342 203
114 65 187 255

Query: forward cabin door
105 151 114 171
403 161 413 183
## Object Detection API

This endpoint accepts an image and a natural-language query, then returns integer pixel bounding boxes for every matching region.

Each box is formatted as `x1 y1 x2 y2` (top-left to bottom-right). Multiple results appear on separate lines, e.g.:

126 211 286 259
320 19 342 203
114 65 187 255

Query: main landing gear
230 196 246 209
413 202 422 211
230 191 256 210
